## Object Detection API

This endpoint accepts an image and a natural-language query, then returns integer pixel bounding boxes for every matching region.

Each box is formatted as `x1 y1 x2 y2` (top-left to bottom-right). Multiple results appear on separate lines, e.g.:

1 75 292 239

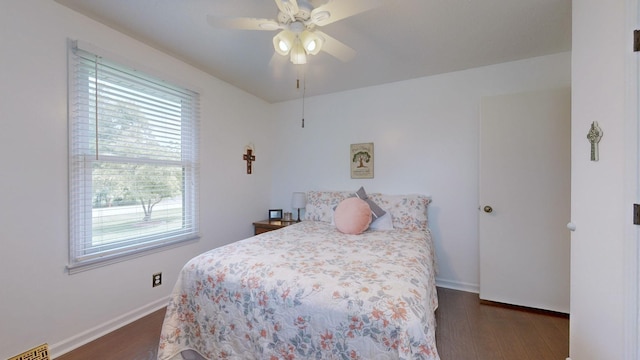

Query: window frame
67 40 200 273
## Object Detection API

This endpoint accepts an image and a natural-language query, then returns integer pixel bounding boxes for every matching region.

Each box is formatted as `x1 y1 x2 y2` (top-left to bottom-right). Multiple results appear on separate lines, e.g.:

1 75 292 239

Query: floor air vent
8 344 50 360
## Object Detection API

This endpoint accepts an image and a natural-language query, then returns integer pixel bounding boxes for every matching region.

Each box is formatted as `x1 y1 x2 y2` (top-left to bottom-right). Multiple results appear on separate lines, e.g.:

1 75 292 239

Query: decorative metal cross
586 121 603 161
243 148 255 174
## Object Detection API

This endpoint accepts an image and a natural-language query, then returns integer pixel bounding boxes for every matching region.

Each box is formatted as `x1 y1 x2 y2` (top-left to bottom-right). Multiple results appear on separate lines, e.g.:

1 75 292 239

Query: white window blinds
68 40 200 273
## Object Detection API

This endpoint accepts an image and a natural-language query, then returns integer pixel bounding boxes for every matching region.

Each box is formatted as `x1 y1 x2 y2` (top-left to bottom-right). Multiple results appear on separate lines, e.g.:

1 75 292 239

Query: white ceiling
54 0 572 103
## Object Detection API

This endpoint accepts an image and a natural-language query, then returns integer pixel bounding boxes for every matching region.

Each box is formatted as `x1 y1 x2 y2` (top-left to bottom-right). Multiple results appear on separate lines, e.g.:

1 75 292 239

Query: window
68 40 199 273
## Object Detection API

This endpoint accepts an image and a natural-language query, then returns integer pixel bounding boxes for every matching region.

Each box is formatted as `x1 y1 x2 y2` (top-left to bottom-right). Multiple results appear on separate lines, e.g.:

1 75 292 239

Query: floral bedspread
158 221 440 360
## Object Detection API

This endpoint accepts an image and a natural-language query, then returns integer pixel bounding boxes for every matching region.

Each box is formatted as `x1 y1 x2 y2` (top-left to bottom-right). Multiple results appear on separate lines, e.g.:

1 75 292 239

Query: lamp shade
301 30 323 55
291 192 307 209
273 30 295 56
289 40 307 64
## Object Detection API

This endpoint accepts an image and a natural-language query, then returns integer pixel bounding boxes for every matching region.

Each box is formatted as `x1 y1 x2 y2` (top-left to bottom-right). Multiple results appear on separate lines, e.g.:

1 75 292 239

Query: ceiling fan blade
207 15 281 31
274 0 299 22
311 0 383 26
315 30 356 62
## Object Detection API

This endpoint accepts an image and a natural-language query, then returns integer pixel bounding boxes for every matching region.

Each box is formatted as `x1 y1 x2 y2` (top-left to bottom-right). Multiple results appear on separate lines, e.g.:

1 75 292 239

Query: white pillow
369 211 394 231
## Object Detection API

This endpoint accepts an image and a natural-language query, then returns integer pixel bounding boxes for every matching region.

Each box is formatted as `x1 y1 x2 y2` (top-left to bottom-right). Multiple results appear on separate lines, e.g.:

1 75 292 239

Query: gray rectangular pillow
354 186 386 220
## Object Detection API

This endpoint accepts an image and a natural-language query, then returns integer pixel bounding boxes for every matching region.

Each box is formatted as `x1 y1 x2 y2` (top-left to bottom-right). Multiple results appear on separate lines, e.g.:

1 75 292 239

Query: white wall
0 1 274 358
570 0 638 358
269 52 571 291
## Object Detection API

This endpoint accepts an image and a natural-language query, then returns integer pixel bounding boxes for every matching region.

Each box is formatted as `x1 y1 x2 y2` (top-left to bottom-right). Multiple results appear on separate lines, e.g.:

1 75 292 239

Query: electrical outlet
152 272 162 287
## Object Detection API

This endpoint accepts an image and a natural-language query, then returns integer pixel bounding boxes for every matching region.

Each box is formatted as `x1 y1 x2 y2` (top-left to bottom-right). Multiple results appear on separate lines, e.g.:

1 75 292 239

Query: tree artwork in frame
350 142 374 179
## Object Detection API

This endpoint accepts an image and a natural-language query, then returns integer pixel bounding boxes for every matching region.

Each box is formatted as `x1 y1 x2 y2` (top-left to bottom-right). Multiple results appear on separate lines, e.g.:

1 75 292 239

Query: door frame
626 0 639 357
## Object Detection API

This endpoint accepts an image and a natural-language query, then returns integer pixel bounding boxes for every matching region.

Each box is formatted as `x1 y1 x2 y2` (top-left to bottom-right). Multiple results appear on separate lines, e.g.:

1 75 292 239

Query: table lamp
291 192 307 222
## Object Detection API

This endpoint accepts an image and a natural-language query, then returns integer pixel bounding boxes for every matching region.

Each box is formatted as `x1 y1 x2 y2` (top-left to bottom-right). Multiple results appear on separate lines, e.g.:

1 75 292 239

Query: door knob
483 205 493 213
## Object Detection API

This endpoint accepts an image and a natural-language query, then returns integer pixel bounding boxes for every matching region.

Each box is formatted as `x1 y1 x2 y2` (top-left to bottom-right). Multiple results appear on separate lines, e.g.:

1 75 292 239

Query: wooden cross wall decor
243 148 255 174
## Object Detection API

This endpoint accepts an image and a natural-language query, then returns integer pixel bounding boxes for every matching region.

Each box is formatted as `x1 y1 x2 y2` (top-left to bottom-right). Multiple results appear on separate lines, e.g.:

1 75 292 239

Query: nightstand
253 219 295 235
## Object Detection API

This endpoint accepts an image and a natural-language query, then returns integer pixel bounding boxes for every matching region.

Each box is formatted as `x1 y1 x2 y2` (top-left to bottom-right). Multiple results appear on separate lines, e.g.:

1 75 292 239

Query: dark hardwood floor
56 308 166 360
56 287 568 359
435 288 569 360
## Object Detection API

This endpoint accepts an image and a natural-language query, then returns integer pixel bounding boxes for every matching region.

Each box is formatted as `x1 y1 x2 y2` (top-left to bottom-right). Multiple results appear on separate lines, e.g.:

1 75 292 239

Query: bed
158 190 439 360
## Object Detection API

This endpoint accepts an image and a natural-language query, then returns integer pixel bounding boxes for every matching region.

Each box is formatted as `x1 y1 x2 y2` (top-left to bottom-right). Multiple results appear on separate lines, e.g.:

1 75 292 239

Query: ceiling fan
207 0 382 65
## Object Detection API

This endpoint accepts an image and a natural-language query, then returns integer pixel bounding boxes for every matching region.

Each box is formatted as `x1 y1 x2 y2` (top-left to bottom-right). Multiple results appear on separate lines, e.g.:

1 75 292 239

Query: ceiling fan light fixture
306 40 317 52
273 31 295 56
279 41 289 52
301 30 323 55
208 0 375 66
290 40 307 64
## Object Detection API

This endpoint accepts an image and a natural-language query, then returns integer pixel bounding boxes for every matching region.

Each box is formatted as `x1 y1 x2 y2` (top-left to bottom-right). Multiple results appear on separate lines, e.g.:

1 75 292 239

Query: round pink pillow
334 197 372 234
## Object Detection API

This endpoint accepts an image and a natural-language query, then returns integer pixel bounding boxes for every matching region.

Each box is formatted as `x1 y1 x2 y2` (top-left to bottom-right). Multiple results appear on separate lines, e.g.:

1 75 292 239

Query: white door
479 87 571 313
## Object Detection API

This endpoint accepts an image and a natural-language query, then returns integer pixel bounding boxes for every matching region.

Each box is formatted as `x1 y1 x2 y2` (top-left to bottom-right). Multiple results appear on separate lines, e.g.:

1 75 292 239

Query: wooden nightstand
253 219 295 235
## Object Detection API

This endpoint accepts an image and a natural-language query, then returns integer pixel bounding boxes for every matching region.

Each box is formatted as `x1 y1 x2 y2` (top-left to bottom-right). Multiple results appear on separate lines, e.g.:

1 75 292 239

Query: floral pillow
304 191 352 222
368 194 431 231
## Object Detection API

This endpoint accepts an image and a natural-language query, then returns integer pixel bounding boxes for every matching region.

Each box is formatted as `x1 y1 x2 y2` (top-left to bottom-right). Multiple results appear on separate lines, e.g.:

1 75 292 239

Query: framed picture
269 209 283 220
350 142 374 179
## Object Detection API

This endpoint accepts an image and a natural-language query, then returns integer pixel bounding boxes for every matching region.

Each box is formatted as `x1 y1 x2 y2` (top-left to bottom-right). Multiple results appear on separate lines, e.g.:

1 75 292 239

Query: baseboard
435 278 479 293
479 298 569 318
49 296 169 358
